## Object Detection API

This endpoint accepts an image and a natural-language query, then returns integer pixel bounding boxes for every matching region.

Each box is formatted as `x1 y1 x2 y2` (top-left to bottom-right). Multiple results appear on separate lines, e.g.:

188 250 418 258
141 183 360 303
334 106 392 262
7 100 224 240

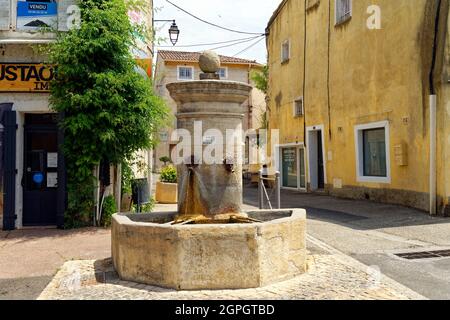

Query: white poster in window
47 172 58 188
47 153 58 168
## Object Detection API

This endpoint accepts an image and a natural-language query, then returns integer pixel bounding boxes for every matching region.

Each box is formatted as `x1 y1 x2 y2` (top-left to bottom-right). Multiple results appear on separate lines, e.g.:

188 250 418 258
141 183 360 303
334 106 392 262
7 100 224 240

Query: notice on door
47 172 58 188
47 152 58 168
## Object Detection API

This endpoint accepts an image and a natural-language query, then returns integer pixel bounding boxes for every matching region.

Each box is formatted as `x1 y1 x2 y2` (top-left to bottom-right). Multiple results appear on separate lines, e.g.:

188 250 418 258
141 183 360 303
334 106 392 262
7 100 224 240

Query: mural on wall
17 0 58 30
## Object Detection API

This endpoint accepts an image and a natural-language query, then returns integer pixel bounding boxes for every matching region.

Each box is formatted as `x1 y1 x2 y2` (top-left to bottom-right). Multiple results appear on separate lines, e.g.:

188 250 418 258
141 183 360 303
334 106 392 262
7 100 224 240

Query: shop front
1 61 66 230
278 144 306 191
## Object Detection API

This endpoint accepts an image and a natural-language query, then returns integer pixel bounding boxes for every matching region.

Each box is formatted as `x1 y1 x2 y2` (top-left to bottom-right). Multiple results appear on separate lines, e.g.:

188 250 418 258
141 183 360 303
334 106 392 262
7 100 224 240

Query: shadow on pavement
243 183 450 231
0 276 52 300
0 227 109 243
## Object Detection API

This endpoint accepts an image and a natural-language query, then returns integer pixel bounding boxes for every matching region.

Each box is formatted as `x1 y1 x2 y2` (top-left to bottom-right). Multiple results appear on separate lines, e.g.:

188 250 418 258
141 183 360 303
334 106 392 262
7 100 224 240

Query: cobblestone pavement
38 237 425 300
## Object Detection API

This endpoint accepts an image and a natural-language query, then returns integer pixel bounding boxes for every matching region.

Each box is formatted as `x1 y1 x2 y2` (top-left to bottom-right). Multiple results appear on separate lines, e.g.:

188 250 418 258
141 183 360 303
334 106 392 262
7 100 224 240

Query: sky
153 0 281 64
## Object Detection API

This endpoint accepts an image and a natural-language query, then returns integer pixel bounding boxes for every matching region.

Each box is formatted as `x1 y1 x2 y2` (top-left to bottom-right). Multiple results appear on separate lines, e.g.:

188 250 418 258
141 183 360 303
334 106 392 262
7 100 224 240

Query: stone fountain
111 51 307 290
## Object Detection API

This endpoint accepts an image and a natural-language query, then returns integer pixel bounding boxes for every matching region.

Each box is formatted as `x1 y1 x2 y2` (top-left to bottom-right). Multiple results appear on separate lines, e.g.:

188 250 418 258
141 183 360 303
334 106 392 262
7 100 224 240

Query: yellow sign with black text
0 63 56 93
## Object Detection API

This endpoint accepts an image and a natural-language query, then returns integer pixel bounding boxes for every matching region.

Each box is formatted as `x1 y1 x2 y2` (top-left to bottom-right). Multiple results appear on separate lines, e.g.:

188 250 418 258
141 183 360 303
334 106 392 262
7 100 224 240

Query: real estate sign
17 0 58 30
0 63 56 92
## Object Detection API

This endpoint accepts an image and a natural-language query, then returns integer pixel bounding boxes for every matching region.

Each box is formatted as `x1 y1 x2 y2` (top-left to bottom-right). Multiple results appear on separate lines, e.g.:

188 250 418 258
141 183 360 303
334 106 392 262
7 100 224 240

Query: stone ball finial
199 51 221 73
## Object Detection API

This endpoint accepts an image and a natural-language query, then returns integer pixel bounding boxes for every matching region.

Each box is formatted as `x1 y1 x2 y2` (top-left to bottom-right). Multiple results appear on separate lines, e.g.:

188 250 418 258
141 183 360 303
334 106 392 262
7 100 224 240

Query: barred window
293 97 304 117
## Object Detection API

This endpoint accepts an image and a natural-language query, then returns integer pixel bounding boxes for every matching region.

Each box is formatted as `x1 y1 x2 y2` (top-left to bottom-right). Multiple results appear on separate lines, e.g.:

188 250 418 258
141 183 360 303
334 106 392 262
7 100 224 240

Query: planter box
155 181 178 204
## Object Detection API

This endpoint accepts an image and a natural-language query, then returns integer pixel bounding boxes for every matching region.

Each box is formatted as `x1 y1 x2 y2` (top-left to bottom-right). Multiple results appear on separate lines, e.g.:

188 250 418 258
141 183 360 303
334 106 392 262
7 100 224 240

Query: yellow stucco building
266 0 450 215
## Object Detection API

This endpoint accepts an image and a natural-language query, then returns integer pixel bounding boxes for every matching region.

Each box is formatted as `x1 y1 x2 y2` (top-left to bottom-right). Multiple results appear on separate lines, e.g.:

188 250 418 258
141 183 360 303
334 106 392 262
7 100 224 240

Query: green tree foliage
250 65 269 129
48 0 169 227
101 195 117 227
250 65 268 95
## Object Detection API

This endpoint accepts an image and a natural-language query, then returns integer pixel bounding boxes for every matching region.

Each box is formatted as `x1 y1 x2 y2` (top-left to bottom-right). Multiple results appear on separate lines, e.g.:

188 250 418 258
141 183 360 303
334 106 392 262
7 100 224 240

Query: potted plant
155 165 178 204
159 156 171 167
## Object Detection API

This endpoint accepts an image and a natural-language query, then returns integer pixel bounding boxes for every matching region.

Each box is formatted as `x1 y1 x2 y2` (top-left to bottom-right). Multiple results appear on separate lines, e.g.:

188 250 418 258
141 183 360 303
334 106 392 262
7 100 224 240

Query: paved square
38 237 425 300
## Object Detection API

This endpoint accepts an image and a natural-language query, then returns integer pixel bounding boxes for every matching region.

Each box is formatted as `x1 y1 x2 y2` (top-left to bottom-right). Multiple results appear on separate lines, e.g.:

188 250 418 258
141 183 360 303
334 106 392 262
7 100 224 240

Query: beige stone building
266 0 450 215
0 0 154 229
153 50 267 171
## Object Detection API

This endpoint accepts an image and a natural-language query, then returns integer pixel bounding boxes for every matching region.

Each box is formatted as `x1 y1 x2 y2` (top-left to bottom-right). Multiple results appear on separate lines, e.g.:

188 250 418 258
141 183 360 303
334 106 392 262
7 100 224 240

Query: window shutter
281 41 290 63
335 0 352 25
2 109 17 231
0 0 11 31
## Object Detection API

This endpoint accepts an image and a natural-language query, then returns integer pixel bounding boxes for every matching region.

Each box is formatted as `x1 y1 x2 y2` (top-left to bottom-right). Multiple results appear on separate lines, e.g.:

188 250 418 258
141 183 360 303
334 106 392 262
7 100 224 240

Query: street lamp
154 19 180 46
168 21 180 46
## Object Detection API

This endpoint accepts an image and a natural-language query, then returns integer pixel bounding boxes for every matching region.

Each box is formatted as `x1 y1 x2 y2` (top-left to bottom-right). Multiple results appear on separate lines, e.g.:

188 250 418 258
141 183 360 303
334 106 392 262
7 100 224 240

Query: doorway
22 114 58 226
307 126 326 191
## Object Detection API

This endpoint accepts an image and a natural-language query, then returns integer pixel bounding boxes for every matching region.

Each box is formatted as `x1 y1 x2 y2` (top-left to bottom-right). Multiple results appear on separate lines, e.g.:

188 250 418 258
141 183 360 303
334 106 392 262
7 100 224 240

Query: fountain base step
112 209 307 290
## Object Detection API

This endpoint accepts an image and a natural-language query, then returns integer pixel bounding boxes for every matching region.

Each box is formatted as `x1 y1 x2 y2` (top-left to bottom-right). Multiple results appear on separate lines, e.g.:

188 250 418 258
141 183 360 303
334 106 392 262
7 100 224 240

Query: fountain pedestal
168 80 251 223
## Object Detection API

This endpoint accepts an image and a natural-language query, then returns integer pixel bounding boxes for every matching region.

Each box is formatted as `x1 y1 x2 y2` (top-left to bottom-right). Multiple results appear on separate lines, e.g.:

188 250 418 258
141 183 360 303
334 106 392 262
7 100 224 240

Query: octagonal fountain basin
111 209 307 290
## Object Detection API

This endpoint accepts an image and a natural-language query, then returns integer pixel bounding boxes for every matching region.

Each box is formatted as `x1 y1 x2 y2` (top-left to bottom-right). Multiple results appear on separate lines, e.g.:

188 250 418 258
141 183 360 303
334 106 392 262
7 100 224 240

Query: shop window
280 146 306 190
282 148 297 188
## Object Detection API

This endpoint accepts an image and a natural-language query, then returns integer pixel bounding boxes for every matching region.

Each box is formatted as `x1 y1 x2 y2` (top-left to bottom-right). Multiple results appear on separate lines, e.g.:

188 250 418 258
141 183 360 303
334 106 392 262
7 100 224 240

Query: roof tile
158 50 260 65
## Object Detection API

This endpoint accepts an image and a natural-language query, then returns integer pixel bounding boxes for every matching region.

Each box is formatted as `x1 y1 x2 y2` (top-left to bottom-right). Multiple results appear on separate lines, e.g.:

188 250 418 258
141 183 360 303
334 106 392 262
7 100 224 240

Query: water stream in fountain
176 167 210 223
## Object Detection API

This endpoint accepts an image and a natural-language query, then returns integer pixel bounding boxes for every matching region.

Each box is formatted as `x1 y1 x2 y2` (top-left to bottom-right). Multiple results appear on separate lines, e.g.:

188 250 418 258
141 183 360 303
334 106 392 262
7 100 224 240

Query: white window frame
335 0 352 26
354 121 391 184
177 66 194 81
275 143 307 192
281 39 290 63
217 67 228 79
293 97 304 117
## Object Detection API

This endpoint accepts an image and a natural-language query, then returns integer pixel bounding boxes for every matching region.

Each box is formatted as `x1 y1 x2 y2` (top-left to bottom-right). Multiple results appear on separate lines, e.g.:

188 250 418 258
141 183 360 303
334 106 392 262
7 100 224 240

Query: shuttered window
335 0 352 25
281 40 290 63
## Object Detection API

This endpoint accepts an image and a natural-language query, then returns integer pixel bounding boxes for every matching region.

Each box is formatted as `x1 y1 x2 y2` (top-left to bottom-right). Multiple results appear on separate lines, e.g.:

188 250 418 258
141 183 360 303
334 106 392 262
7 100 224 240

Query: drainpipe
429 95 437 215
428 0 442 215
